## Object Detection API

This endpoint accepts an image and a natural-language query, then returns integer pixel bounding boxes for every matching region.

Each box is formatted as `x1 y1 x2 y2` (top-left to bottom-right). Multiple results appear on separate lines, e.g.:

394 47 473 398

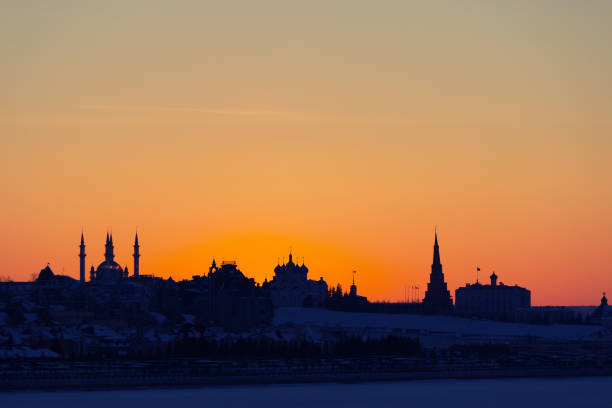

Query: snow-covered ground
2 377 611 408
274 307 606 344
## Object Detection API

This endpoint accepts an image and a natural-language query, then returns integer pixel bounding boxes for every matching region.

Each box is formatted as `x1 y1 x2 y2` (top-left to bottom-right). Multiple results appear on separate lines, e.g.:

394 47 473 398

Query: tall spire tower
432 229 441 267
350 270 357 296
133 232 140 277
79 232 86 283
422 230 453 314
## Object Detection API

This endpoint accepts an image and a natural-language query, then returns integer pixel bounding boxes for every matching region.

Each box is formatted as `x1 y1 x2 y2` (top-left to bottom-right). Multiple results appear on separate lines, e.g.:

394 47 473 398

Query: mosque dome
96 260 124 280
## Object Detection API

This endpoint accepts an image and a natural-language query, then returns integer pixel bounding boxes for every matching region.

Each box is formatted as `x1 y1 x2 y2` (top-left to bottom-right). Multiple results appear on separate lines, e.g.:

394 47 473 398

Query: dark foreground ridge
3 357 612 391
3 338 612 391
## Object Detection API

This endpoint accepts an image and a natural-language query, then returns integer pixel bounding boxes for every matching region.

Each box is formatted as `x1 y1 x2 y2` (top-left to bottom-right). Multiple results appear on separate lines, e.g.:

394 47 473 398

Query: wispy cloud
77 105 288 116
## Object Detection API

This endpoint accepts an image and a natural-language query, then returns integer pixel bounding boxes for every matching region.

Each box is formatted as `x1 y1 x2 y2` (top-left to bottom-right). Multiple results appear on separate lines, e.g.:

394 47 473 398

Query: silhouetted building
349 270 358 297
348 271 367 304
84 232 139 281
32 264 80 308
422 231 453 314
514 306 581 325
37 264 55 283
591 292 611 326
267 251 328 308
207 260 273 330
91 233 125 281
455 272 530 318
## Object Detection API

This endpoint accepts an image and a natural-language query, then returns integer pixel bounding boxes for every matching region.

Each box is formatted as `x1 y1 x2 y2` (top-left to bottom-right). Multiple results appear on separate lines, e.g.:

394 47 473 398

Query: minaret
104 232 115 262
79 232 86 283
133 232 140 277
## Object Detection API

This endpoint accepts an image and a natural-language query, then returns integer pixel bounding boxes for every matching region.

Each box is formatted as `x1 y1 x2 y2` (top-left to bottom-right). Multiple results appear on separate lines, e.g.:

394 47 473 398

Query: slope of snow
3 377 612 408
23 313 38 323
274 307 604 341
0 347 59 359
150 312 167 324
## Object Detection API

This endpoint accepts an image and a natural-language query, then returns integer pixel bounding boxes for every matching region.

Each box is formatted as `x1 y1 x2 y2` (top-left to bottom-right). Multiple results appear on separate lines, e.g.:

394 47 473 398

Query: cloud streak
77 105 289 116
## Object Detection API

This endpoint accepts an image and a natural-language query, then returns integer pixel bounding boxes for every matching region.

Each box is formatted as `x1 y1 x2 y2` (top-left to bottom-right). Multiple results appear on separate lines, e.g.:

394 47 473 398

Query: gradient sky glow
2 1 611 305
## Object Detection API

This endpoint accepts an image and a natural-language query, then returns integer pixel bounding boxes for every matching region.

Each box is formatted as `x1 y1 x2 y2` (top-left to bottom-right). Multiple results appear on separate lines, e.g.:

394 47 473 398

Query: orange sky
1 2 611 305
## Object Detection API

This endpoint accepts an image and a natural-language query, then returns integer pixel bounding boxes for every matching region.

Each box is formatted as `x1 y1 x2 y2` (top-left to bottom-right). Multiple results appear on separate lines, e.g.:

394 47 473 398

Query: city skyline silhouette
6 226 600 307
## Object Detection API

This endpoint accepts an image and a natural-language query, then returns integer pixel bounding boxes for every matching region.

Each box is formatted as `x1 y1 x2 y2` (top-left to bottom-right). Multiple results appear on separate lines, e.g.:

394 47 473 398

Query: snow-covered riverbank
2 377 611 408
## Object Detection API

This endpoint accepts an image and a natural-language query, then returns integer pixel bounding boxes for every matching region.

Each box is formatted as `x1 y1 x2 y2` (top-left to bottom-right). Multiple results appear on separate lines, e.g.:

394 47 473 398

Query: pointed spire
104 230 115 262
79 230 86 283
432 229 441 267
132 231 141 277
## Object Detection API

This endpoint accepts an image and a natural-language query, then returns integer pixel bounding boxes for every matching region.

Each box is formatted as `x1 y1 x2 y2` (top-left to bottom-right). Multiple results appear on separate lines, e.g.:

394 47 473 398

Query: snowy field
274 307 604 343
1 377 611 408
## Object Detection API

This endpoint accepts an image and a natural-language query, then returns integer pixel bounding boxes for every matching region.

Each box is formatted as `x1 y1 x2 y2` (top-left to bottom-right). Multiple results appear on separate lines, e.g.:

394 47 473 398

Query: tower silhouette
133 232 140 277
79 232 86 283
104 232 115 262
350 270 357 296
422 230 453 314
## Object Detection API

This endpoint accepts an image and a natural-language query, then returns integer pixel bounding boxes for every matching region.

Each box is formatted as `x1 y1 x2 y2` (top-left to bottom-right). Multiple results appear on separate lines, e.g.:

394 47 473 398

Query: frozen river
1 377 611 408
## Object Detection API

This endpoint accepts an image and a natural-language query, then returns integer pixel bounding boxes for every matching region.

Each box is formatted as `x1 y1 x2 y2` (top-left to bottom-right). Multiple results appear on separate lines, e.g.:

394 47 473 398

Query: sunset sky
1 1 611 305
